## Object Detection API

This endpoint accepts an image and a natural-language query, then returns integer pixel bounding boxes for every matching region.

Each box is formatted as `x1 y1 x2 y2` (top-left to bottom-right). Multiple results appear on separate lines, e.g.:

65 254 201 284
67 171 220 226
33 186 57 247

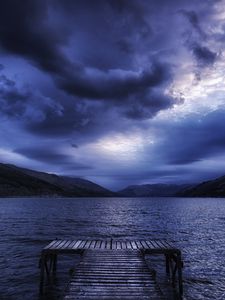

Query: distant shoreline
1 162 225 197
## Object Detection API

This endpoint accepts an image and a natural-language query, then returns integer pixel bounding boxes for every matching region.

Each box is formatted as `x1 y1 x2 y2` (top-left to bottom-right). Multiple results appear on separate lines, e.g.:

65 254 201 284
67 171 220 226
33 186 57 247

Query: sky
0 0 225 190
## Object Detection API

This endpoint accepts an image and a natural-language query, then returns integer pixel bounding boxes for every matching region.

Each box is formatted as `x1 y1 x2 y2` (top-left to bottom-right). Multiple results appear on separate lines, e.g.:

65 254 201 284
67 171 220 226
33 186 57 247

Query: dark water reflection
0 197 225 299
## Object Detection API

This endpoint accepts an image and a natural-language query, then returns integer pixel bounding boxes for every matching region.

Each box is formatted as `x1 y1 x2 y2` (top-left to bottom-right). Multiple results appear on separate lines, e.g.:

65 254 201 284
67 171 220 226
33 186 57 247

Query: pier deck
64 250 163 299
39 239 183 299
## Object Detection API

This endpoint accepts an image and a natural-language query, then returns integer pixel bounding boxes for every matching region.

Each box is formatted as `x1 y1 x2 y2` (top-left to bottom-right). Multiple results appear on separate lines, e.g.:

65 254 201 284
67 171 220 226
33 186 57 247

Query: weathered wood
63 250 164 299
111 240 117 250
39 239 183 299
41 239 180 252
44 239 58 249
131 241 137 249
106 240 111 250
126 241 132 249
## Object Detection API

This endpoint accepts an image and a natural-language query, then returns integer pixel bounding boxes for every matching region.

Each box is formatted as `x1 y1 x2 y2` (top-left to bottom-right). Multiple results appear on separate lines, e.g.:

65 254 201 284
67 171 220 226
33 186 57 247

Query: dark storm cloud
181 10 206 39
124 90 176 120
59 62 170 100
0 72 102 140
0 74 27 118
181 8 218 69
71 144 79 149
0 0 69 74
191 44 217 66
14 147 71 163
0 73 65 126
0 69 174 139
0 0 178 132
27 101 89 137
14 147 91 169
0 1 169 94
116 40 134 54
0 0 223 188
156 110 225 165
0 72 95 138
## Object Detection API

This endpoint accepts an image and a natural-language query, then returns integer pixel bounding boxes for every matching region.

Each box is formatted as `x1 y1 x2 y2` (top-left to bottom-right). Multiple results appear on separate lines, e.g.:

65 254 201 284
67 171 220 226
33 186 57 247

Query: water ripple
0 197 225 299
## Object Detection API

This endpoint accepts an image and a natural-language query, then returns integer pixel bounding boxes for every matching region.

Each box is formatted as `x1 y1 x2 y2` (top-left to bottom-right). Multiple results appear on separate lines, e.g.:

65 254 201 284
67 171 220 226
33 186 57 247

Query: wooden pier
39 239 183 299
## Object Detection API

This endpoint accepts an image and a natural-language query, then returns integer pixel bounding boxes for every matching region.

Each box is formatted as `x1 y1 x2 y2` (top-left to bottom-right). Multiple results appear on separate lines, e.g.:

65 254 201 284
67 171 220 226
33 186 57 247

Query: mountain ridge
0 163 115 197
118 183 192 197
178 175 225 197
1 162 225 197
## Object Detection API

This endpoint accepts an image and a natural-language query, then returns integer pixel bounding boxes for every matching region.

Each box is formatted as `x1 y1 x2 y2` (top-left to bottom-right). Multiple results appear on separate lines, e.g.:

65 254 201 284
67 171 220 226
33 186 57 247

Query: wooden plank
70 284 157 287
89 240 97 249
83 240 92 249
62 240 73 249
44 239 59 249
66 296 162 299
72 240 82 249
95 240 102 249
56 240 69 249
126 241 132 249
77 266 150 270
65 295 161 300
69 240 77 250
75 270 152 275
162 240 174 248
116 241 122 249
78 265 147 269
43 239 177 250
63 250 163 299
78 240 86 249
150 240 160 248
158 240 169 249
70 283 159 288
81 258 143 262
121 241 126 249
51 240 63 249
100 240 106 249
78 258 143 262
145 240 156 249
73 275 154 280
154 240 166 249
112 241 117 250
42 239 175 251
72 278 156 282
106 240 111 250
130 241 138 249
135 240 143 249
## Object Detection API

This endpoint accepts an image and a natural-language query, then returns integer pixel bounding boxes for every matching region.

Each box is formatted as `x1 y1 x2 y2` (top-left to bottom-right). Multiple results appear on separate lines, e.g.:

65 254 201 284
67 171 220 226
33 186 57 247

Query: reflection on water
0 197 225 299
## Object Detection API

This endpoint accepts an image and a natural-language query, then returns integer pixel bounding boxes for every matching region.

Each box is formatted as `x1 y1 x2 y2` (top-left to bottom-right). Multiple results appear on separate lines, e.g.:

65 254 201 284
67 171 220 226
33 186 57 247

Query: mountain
179 175 225 197
0 163 114 197
3 161 225 197
118 183 191 197
13 166 115 196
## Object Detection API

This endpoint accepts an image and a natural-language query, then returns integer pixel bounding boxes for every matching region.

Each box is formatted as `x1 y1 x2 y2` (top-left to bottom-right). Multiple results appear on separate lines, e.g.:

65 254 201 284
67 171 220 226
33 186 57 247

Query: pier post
177 251 183 298
165 254 170 275
39 253 45 294
53 254 57 274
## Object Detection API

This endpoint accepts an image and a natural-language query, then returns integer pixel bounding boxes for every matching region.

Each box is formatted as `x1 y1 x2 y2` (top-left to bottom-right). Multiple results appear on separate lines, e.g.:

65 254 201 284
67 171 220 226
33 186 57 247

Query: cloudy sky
0 0 225 190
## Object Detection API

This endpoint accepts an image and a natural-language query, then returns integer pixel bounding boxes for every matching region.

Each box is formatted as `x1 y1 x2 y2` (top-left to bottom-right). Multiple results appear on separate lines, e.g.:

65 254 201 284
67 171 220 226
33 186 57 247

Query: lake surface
0 197 225 300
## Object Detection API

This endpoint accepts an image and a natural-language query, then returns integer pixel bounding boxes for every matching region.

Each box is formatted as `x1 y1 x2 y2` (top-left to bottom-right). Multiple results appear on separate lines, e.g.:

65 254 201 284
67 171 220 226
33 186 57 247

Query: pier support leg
177 252 183 298
39 253 45 294
53 254 57 274
165 254 170 275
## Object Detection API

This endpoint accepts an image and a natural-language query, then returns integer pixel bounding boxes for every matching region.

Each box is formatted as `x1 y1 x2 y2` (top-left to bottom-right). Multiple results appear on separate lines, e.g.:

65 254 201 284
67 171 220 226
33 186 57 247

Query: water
0 197 225 300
